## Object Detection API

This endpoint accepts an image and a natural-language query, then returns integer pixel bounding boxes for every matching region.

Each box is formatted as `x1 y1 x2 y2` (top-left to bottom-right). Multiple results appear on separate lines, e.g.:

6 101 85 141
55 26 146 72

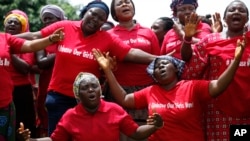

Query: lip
88 94 97 101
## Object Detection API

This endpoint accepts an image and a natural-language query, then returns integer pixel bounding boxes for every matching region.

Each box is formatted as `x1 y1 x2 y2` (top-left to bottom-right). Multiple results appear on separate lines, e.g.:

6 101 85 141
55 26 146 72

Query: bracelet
49 35 55 43
183 38 193 44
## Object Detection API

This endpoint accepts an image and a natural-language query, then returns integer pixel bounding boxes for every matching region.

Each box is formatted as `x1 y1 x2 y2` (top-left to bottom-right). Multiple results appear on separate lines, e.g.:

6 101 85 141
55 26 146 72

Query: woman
92 31 245 141
16 1 157 136
4 9 37 140
18 72 163 141
0 20 63 141
151 17 174 47
108 1 160 140
160 0 211 59
180 0 250 140
36 4 67 137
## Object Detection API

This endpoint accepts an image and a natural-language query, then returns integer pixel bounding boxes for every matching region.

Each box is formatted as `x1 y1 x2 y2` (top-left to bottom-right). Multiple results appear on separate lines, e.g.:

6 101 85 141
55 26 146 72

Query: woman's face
41 13 61 27
224 1 248 32
4 17 22 35
153 59 178 84
82 7 107 35
176 4 196 25
114 0 135 22
151 19 167 44
78 76 101 111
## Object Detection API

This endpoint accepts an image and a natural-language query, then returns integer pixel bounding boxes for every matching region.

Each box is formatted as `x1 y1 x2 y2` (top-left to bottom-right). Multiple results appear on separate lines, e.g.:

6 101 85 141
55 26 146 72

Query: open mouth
122 8 130 14
88 94 97 101
231 16 242 24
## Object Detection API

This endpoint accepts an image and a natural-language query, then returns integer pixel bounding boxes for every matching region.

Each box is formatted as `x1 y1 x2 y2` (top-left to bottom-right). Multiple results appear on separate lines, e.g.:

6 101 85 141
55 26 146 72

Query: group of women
1 0 250 141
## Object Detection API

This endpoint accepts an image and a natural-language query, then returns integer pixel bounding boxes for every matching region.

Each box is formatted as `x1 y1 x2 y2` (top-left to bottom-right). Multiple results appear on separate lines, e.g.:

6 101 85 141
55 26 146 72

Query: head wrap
170 0 198 17
73 72 101 102
4 9 29 32
79 0 109 19
40 4 67 20
146 55 185 82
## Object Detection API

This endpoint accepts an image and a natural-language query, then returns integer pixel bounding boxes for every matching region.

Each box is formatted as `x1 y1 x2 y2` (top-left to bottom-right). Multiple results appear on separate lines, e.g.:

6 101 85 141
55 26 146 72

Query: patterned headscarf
170 0 198 17
79 0 109 19
146 55 185 82
40 4 67 20
4 9 29 32
73 72 101 102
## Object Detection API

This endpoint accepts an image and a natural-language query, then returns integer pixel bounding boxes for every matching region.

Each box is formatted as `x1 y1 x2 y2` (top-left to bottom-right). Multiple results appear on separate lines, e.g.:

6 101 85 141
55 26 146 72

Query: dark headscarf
146 55 185 82
79 0 109 19
170 0 198 17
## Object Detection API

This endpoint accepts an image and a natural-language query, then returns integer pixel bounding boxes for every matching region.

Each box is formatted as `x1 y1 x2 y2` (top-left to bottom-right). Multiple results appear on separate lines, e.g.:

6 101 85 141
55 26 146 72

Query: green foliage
0 0 80 32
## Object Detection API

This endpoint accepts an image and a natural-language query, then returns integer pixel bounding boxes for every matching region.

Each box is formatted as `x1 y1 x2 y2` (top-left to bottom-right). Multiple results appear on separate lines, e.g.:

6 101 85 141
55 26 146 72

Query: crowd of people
0 0 249 141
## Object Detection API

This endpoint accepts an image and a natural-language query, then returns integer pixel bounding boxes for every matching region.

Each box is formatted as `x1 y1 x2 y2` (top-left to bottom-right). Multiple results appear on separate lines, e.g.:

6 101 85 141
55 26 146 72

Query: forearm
129 125 158 140
124 48 156 64
21 36 55 53
11 55 30 74
37 54 56 69
103 69 134 108
209 59 240 97
30 137 52 141
181 37 193 62
15 31 42 40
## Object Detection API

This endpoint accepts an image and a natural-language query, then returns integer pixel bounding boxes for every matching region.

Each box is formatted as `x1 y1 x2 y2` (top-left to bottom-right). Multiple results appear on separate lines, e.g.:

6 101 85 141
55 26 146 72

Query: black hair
110 0 135 22
158 17 174 31
223 0 249 19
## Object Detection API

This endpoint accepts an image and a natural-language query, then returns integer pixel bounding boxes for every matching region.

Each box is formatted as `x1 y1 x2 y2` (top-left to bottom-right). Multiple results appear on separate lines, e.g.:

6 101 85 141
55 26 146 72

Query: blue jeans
45 91 77 136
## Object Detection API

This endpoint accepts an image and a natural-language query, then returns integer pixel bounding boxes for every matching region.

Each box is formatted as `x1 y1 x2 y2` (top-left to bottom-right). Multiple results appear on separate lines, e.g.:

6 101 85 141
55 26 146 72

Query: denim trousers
45 91 77 136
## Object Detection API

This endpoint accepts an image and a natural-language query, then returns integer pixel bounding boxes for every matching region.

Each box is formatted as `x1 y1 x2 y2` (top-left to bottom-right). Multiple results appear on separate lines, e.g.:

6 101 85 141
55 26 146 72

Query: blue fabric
79 0 109 19
45 91 77 136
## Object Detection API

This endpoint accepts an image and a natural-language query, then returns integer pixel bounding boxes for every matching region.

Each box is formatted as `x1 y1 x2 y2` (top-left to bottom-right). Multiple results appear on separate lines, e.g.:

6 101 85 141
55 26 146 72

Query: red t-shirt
134 80 211 141
41 20 131 97
196 31 250 117
51 100 138 141
108 24 160 86
0 33 25 108
160 22 211 59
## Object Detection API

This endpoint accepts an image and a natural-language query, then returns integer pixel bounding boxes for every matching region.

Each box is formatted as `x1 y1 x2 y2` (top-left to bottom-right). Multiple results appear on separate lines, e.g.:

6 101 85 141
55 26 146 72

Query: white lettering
234 129 247 136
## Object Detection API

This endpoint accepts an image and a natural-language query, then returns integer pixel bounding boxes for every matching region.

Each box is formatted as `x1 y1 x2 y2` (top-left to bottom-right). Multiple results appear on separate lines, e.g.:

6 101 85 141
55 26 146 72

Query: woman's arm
93 48 136 109
15 31 42 40
20 28 63 53
129 113 163 140
124 48 157 64
209 37 246 97
36 50 56 69
11 54 30 74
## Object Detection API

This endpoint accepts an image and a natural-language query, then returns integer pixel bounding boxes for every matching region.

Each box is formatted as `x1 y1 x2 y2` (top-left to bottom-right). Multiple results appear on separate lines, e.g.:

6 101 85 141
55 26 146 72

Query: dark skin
92 32 245 109
5 17 31 74
181 1 248 62
18 74 164 141
36 13 61 69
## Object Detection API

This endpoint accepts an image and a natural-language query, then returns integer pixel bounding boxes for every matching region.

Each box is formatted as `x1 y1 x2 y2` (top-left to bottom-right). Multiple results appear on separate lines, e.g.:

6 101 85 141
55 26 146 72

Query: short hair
110 0 135 22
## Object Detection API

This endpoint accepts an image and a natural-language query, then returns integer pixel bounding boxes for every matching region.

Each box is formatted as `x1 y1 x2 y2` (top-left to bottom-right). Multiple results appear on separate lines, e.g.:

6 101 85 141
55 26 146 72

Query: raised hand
49 28 64 43
17 122 31 141
183 12 200 38
235 34 246 61
92 48 111 71
211 12 223 33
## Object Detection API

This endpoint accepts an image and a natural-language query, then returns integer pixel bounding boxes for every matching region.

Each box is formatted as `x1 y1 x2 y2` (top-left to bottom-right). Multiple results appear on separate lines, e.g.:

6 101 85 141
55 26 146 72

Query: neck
224 29 245 39
159 78 179 90
118 20 135 30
